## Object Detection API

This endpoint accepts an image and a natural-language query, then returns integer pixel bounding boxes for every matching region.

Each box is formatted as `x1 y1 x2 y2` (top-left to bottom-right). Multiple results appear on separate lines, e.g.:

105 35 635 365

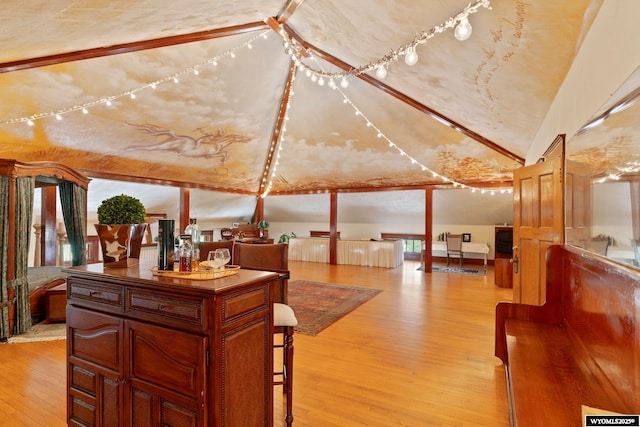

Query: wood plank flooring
0 260 512 426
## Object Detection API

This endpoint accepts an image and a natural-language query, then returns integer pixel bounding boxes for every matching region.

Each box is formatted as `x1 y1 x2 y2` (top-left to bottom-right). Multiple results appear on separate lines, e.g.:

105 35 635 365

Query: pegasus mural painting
124 123 251 165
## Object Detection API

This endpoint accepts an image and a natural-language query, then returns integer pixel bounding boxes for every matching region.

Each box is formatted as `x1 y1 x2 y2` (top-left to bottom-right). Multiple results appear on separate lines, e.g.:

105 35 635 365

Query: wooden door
512 156 564 305
565 159 592 248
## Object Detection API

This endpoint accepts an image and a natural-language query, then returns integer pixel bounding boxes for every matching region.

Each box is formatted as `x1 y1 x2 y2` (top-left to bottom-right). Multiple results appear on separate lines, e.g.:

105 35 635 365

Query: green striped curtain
0 176 34 338
0 176 9 339
13 177 35 334
59 181 87 266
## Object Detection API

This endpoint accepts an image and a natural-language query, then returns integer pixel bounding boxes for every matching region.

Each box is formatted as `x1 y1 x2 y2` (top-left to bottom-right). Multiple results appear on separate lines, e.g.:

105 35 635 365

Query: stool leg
283 327 294 426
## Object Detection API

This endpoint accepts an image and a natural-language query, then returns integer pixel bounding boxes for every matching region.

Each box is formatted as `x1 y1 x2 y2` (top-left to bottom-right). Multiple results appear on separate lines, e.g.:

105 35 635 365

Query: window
380 233 427 261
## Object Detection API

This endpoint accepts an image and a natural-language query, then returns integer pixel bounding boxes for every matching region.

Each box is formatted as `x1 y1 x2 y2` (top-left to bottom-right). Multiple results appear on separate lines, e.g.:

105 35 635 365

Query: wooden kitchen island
65 261 276 427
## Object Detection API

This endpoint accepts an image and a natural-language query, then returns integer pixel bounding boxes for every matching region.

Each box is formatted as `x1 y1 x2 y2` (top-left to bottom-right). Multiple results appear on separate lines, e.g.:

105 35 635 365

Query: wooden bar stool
233 243 297 426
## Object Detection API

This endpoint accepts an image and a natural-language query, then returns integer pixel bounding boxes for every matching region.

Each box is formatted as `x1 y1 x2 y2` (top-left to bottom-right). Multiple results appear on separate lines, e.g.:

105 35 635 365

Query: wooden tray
150 265 240 280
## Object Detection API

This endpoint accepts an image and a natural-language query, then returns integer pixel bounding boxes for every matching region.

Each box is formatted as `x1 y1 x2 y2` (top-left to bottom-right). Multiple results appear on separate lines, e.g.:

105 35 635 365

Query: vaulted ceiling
0 0 604 193
4 0 640 226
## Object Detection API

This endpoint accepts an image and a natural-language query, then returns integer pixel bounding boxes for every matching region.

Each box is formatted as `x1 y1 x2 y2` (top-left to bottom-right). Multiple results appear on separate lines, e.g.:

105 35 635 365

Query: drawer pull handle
89 291 101 297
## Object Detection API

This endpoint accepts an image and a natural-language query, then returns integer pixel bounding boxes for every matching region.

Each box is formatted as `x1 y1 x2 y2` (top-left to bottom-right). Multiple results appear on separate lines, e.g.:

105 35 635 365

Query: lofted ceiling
5 0 637 225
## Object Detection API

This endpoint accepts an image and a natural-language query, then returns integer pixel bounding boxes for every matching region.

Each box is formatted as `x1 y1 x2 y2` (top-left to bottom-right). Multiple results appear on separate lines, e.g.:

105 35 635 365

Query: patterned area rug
7 321 66 343
288 280 382 336
417 265 484 275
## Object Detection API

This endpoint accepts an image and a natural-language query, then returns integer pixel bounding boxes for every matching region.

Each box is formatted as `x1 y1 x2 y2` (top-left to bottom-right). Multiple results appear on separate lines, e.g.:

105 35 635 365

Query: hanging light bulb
340 77 349 88
404 46 418 66
375 64 387 79
454 16 472 41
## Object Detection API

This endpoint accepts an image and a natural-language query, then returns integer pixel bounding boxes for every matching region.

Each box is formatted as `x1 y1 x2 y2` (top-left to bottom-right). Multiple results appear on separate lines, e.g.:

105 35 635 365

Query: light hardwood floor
0 260 513 426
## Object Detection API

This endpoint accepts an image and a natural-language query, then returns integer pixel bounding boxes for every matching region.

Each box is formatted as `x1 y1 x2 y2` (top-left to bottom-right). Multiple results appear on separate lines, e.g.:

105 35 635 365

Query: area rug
287 280 382 336
417 265 484 275
7 321 66 343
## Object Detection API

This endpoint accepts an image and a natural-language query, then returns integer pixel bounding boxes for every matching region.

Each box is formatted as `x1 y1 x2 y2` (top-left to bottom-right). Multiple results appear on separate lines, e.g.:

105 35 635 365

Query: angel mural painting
123 123 251 165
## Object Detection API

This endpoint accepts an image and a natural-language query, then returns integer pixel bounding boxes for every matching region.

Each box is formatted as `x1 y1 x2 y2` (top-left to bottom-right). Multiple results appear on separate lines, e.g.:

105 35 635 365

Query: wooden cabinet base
494 258 513 288
65 261 276 427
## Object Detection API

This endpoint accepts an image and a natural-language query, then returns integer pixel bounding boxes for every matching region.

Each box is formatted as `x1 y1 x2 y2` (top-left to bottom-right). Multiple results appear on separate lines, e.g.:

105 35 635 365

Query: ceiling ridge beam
277 0 306 23
0 21 269 73
281 24 524 165
259 60 298 195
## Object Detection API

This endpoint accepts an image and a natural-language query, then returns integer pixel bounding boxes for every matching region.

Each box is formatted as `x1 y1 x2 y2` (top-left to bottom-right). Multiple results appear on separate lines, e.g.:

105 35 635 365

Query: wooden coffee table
45 282 67 323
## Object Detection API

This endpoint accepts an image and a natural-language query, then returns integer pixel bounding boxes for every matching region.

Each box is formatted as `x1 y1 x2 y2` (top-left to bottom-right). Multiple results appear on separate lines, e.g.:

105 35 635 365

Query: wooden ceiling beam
277 0 306 23
266 180 514 196
82 166 512 197
282 25 525 166
259 60 298 195
0 21 269 73
80 169 259 196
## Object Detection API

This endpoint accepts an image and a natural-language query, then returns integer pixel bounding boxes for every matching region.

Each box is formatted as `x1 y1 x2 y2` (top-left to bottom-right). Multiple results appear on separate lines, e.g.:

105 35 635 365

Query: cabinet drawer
68 278 124 312
127 289 206 331
222 284 270 325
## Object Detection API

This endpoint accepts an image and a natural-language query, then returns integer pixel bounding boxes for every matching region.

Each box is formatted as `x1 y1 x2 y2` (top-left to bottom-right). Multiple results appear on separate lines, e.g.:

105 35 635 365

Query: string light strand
279 0 491 84
303 53 511 196
261 66 296 198
0 31 271 126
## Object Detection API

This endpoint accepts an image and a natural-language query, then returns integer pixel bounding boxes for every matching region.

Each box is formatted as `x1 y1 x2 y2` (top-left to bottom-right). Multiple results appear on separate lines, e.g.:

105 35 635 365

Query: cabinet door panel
68 306 123 373
102 377 120 427
127 319 206 398
126 319 206 426
130 387 199 427
222 317 272 427
131 387 154 427
161 400 199 427
68 306 124 427
68 393 96 426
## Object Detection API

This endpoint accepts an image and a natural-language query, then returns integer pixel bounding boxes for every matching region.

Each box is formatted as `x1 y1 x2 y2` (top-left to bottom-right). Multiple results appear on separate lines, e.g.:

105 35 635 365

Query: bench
495 245 640 426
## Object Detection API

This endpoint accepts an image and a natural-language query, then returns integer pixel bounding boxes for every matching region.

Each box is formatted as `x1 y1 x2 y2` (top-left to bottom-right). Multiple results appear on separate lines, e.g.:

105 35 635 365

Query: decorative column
33 223 43 267
56 222 66 266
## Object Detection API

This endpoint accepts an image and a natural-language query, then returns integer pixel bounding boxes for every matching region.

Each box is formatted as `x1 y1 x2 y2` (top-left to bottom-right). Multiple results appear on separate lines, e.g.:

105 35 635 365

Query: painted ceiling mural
1 0 623 198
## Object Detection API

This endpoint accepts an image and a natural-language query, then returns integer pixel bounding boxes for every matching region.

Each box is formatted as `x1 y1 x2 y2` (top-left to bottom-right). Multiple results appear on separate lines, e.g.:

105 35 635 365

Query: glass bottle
178 234 193 272
157 219 175 271
185 218 201 269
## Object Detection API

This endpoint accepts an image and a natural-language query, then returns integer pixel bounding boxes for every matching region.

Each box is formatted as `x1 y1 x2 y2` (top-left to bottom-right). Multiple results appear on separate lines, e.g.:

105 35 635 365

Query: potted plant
95 194 147 267
258 220 269 239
